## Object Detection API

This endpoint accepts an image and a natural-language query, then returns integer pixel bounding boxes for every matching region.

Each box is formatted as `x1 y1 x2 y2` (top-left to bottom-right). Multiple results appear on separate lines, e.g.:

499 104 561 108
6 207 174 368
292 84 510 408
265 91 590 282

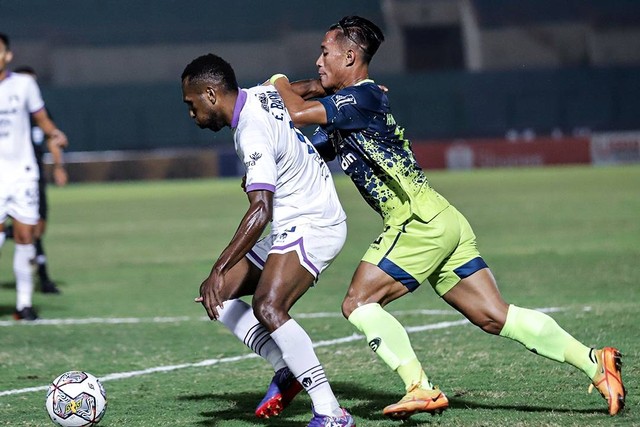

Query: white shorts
246 221 347 279
0 180 39 226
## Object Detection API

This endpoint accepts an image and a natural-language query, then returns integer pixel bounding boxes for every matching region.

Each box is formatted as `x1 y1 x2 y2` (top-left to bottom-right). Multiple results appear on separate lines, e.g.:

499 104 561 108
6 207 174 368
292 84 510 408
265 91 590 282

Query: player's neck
339 66 369 90
0 69 8 82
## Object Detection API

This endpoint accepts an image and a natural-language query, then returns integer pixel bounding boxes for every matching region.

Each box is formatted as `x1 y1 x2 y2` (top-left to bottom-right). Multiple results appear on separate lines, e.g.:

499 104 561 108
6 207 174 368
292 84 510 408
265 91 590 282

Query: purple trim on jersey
246 183 276 193
271 237 320 276
231 89 247 128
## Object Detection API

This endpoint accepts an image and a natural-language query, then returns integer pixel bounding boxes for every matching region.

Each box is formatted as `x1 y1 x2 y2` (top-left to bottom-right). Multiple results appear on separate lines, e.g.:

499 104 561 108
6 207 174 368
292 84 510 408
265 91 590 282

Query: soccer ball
45 371 107 426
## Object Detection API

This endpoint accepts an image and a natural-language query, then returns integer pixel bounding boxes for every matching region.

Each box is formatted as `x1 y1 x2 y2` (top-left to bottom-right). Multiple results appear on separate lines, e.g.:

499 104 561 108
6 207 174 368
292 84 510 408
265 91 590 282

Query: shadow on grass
180 381 402 426
449 397 604 416
179 381 605 426
0 304 17 317
0 280 16 290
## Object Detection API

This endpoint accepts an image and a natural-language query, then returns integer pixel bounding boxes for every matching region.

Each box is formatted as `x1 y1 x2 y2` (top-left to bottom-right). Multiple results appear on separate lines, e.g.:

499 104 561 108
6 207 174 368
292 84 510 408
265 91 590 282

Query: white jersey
232 86 346 233
0 72 44 182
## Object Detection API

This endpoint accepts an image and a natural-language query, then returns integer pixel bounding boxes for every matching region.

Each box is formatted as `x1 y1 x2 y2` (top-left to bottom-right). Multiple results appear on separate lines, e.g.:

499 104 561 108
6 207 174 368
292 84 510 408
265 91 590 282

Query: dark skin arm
197 189 273 320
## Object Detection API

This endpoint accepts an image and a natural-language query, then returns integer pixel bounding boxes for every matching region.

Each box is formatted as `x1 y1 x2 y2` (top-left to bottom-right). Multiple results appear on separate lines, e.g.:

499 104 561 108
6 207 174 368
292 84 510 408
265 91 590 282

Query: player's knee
342 297 355 319
474 308 507 335
252 295 288 331
13 230 33 245
341 296 358 319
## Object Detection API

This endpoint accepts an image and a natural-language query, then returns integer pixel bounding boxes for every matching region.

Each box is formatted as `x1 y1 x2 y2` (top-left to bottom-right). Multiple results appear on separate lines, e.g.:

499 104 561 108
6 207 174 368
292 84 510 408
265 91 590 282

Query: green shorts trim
362 205 487 296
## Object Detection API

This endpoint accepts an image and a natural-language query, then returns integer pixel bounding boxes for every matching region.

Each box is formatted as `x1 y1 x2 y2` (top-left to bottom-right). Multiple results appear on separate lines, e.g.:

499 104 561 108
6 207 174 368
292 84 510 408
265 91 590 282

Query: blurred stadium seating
2 0 639 178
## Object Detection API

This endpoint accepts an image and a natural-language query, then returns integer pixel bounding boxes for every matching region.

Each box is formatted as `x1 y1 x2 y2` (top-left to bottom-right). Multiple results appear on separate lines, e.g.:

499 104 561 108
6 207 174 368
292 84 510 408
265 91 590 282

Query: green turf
0 165 638 426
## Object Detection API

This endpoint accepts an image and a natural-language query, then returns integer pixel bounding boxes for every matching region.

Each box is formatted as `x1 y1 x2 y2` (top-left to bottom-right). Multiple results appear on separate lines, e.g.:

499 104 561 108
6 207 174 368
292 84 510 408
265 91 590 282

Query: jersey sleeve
310 126 338 161
235 117 277 194
25 76 45 114
317 85 380 132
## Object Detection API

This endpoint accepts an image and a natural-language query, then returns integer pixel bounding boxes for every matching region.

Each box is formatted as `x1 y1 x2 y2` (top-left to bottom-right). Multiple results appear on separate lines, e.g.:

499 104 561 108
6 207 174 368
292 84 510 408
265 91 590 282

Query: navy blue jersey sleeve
310 126 338 161
317 84 383 132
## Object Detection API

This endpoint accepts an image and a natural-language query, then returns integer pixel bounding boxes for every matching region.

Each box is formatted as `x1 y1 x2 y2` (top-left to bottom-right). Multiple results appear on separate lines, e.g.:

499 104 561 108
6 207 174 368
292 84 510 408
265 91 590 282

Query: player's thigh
7 180 39 235
256 251 315 311
429 206 488 296
361 211 460 295
11 219 36 244
253 221 346 312
219 257 262 300
343 261 410 315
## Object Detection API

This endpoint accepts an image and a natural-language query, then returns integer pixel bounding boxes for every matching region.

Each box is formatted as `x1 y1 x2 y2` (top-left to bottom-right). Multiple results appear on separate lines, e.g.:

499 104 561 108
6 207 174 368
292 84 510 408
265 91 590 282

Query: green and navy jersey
313 80 449 226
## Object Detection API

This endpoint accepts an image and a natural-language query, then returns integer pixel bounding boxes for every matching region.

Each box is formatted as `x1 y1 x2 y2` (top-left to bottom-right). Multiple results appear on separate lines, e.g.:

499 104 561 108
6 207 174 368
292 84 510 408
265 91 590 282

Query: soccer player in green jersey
269 15 626 418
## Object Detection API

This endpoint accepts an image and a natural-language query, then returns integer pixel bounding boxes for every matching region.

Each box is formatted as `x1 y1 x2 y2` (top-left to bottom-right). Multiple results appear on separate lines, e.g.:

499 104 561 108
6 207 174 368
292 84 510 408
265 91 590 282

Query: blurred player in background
181 53 354 426
270 15 625 418
4 65 68 294
0 33 68 320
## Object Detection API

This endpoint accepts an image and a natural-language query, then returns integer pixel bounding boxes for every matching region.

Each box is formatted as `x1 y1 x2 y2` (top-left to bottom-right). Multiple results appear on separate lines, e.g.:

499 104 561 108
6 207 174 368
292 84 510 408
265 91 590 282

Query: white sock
270 319 342 417
218 299 287 372
14 244 35 310
0 231 5 249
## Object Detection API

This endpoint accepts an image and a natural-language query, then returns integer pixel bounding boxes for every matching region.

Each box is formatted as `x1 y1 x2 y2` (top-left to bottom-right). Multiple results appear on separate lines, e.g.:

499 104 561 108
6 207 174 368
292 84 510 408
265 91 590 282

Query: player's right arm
271 75 328 128
199 189 273 320
290 78 327 100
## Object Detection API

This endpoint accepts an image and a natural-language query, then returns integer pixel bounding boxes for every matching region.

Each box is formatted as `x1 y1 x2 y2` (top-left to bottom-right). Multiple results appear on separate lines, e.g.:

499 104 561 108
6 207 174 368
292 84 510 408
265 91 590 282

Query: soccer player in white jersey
0 33 68 321
181 54 355 427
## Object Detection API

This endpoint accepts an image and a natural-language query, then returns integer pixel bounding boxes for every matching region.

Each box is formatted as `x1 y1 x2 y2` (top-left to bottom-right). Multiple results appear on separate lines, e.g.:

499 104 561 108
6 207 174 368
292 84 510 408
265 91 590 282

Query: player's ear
205 86 216 105
345 49 355 66
5 50 13 63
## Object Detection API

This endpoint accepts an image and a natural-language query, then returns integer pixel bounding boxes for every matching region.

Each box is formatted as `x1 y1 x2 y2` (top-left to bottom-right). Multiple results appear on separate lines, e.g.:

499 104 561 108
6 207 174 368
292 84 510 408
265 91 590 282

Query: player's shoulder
3 72 38 94
243 85 281 112
330 79 382 108
7 72 36 85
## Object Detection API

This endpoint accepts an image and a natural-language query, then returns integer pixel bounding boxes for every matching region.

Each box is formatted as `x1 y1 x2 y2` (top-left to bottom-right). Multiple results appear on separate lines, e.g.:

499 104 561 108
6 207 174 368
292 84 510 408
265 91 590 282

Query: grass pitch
0 165 638 426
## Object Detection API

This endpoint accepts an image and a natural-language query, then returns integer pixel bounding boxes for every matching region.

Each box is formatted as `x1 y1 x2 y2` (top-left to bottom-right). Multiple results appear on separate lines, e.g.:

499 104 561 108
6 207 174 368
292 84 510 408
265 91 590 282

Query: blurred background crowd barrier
3 0 639 181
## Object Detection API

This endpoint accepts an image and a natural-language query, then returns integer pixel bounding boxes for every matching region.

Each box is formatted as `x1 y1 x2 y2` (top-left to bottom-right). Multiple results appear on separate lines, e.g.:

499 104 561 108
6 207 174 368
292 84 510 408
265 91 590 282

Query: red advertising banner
412 136 591 170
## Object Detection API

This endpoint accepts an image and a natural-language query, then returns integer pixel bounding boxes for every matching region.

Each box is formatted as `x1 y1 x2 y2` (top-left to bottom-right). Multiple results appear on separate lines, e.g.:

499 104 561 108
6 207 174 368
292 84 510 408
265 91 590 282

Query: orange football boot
588 347 626 416
382 384 448 420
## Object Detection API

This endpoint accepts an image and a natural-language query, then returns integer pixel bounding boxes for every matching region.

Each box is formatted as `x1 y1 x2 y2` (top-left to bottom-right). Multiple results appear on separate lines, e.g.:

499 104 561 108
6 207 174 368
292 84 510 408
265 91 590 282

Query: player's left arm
32 109 68 186
270 75 328 128
32 109 68 149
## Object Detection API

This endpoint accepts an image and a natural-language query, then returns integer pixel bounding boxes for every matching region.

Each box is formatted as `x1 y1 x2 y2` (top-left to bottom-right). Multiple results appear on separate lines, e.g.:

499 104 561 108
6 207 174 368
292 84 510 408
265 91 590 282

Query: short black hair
181 53 238 93
14 65 36 75
329 16 385 63
0 33 9 49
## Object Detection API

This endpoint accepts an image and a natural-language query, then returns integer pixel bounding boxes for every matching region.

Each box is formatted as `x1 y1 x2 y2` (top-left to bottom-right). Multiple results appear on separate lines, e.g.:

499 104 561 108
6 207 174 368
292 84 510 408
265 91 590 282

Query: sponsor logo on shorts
368 337 381 352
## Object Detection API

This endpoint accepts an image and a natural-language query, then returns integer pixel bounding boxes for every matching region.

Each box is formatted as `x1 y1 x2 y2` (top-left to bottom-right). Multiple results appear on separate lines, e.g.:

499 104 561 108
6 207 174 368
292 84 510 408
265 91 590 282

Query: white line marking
0 309 457 327
0 306 571 397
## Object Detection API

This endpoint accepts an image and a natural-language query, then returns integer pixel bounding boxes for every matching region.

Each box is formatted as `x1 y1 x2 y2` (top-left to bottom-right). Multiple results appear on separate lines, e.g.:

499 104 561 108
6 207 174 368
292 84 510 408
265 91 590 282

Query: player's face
316 29 347 92
0 41 13 74
181 78 226 132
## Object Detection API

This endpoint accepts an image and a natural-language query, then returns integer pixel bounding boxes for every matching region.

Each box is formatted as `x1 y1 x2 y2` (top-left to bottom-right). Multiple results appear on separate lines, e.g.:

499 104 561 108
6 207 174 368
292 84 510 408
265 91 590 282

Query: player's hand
53 166 68 187
196 271 224 320
48 129 69 148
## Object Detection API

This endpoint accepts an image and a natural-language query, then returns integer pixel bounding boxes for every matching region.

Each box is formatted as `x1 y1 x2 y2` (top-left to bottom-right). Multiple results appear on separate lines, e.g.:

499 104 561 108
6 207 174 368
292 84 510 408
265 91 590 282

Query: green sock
499 305 597 378
349 303 432 390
